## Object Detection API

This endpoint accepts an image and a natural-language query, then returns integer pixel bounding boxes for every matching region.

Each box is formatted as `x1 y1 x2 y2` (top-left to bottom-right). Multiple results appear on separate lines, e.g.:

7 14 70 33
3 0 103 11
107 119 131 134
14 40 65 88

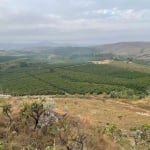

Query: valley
0 42 150 150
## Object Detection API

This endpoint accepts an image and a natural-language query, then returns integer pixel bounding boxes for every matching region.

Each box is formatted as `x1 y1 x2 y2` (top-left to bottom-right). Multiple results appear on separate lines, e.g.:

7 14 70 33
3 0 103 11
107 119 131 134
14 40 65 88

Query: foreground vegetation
0 61 150 98
0 98 121 150
0 96 150 150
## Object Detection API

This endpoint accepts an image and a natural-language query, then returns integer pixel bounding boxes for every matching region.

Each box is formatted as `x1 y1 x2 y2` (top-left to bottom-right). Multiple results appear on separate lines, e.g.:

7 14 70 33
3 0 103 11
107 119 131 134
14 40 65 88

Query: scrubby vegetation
0 98 122 150
0 97 150 150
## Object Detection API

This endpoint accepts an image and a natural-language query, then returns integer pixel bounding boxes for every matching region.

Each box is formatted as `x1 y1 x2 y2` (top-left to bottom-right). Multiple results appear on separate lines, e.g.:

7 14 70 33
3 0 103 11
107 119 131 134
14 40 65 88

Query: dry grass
1 95 149 130
0 96 124 150
0 95 150 149
110 61 150 73
54 96 150 130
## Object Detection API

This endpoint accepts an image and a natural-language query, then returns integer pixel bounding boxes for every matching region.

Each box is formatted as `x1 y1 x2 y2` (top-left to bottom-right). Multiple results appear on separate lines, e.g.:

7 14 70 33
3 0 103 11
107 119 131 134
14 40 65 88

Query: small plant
0 141 4 150
97 125 106 135
107 124 122 141
1 103 12 125
56 116 86 150
130 124 150 149
45 146 53 150
43 98 56 112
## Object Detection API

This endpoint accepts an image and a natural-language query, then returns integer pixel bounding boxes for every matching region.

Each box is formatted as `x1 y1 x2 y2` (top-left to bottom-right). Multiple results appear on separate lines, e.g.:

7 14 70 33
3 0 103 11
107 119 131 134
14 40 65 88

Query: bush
21 101 45 130
0 141 4 150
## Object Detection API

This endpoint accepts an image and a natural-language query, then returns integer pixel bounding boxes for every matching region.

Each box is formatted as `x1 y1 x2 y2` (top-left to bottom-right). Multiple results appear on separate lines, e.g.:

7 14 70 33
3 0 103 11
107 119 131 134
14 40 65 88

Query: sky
0 0 150 45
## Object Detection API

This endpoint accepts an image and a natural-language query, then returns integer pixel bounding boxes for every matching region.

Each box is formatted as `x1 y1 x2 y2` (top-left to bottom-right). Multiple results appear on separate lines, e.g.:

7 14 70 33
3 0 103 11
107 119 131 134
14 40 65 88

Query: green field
0 61 149 98
0 56 19 63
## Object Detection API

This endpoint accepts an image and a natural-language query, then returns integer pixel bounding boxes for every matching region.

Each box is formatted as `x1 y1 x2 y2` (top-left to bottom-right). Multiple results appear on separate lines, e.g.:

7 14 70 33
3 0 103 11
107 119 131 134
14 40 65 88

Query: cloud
85 8 150 21
0 0 150 44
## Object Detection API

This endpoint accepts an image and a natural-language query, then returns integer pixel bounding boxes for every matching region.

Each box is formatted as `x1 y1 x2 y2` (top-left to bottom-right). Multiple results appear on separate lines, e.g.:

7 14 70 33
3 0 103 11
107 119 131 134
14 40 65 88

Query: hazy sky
0 0 150 45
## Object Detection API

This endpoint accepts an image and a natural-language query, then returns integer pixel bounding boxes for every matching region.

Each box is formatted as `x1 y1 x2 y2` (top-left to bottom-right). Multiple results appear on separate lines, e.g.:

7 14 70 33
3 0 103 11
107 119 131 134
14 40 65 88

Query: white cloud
87 8 150 21
68 0 95 7
0 0 150 44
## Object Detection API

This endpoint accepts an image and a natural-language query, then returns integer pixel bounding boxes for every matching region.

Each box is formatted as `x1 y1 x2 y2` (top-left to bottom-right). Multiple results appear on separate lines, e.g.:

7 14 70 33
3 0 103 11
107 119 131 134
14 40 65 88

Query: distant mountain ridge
0 41 150 62
94 42 150 60
0 41 74 50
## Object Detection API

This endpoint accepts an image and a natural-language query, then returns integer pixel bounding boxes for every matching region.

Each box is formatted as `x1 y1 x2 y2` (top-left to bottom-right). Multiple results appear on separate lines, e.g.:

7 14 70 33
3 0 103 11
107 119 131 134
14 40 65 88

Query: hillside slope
1 42 150 63
94 42 150 60
0 95 150 149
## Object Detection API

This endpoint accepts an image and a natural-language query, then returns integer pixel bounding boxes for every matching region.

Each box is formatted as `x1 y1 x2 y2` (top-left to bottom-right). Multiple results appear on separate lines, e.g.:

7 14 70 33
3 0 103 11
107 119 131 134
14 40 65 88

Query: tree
21 101 45 130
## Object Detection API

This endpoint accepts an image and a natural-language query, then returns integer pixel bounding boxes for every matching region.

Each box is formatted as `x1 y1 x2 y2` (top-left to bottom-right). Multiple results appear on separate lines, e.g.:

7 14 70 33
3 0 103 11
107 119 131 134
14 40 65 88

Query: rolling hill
94 42 150 61
0 41 150 64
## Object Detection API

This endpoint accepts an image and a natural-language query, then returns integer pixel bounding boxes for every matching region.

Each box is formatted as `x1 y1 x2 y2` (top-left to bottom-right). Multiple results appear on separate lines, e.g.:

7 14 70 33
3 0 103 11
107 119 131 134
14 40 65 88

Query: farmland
0 44 150 150
0 61 149 98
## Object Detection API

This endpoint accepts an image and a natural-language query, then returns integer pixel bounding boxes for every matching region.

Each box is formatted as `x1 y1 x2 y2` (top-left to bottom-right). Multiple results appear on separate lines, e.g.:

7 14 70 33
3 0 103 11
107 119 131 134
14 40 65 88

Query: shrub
21 101 45 130
1 103 12 125
0 141 4 150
